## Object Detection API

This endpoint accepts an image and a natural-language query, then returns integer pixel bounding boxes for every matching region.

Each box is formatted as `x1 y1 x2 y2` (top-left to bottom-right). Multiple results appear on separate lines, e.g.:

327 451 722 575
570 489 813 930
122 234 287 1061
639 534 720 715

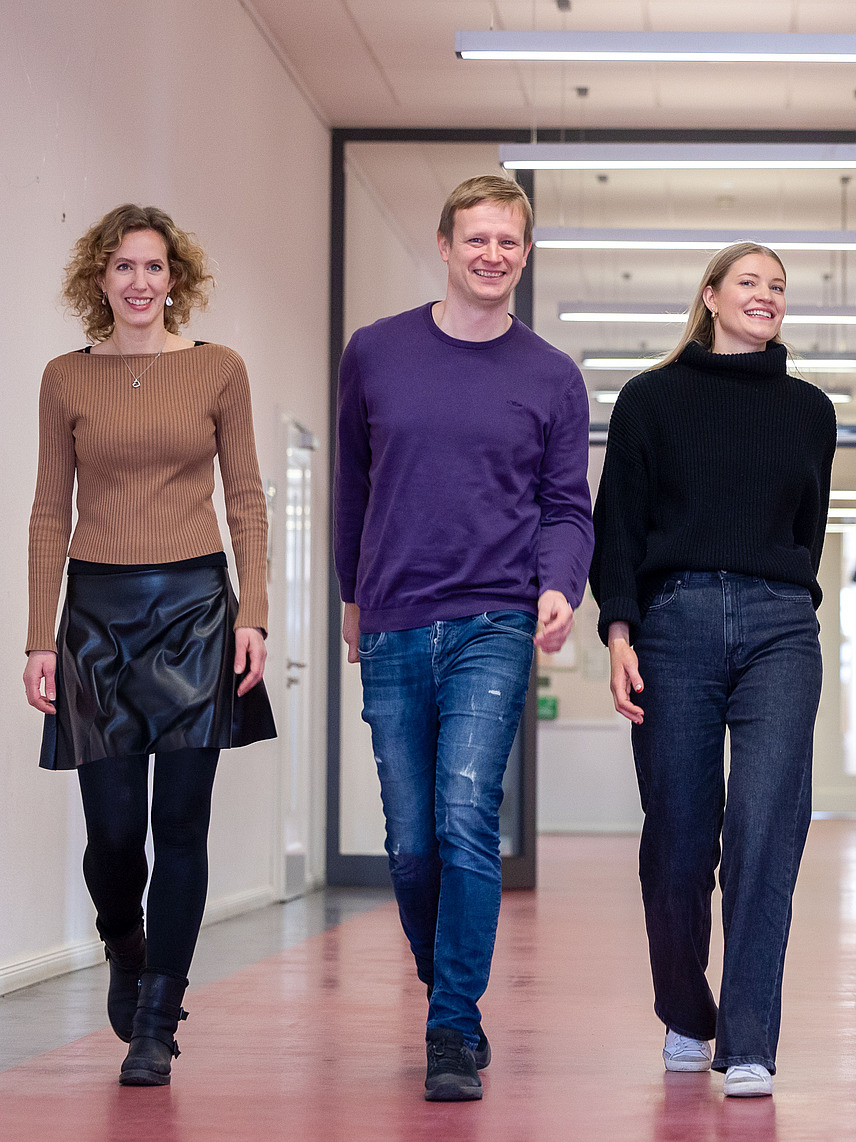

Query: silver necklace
116 344 164 388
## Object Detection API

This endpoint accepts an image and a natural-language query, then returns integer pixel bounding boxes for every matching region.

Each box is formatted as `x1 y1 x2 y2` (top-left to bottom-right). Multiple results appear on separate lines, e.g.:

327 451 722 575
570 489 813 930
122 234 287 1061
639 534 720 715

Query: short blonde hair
438 175 533 248
651 242 786 371
63 204 214 341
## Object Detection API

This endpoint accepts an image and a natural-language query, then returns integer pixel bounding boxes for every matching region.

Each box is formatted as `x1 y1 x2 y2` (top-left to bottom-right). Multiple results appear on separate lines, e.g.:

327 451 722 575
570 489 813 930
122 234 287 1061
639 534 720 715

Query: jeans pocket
761 579 813 602
646 578 682 611
481 610 538 639
358 631 388 658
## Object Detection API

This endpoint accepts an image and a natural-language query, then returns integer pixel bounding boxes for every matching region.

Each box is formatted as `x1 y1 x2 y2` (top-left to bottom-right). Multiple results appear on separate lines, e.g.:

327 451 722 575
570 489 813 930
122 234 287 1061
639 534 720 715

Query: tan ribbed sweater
27 343 269 652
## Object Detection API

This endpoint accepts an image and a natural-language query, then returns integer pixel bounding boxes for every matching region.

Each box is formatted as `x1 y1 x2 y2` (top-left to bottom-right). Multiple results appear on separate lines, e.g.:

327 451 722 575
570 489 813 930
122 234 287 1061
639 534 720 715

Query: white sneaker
723 1063 773 1097
663 1029 712 1072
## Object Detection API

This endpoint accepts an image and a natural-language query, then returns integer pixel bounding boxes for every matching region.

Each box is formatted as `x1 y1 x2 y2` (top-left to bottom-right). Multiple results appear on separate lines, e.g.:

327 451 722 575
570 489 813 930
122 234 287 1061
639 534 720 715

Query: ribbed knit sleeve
589 383 650 644
214 350 269 633
792 397 837 573
27 363 76 652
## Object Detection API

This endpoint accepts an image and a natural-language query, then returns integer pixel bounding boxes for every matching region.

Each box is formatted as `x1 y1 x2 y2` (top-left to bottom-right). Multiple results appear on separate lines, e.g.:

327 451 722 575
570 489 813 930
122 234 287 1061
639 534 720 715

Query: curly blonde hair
63 204 214 341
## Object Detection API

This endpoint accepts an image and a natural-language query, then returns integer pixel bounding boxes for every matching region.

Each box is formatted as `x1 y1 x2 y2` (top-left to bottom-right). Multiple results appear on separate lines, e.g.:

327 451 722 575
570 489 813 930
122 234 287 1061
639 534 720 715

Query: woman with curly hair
23 204 276 1086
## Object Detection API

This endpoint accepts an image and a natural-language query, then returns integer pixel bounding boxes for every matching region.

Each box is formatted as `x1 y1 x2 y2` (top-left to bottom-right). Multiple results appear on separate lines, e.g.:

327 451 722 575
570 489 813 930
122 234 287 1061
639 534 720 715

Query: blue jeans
359 611 535 1045
632 572 822 1074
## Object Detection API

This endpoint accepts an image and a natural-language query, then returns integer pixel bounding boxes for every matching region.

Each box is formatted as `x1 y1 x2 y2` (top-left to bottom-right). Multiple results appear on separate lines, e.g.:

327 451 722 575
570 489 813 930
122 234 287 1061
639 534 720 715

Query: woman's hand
234 627 267 696
24 651 57 714
607 622 644 724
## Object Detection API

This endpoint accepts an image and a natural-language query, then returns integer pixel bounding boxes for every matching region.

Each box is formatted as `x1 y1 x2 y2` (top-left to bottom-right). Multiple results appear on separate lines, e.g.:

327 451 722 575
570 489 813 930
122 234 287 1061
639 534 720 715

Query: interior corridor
2 827 855 1141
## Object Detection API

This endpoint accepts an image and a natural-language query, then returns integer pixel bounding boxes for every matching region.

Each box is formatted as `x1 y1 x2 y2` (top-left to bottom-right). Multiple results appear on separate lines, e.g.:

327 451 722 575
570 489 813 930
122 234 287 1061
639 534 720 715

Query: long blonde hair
649 242 786 371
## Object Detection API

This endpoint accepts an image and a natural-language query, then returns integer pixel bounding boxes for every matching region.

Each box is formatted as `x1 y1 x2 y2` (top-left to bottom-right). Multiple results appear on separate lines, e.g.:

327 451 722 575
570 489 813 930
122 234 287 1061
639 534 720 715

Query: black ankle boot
119 972 188 1086
100 921 146 1043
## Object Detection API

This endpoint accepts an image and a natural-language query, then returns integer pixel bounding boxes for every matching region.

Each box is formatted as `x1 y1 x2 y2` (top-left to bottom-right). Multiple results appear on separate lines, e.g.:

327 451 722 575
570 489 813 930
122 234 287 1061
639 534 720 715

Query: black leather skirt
40 557 277 770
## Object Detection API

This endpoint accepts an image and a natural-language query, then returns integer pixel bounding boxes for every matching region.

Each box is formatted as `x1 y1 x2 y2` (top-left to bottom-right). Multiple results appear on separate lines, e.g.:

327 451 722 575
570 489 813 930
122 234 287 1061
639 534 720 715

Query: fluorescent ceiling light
582 354 666 370
456 31 856 64
791 359 856 373
560 303 688 323
581 352 856 372
501 144 856 171
537 228 856 252
559 303 856 326
829 491 856 499
587 389 856 406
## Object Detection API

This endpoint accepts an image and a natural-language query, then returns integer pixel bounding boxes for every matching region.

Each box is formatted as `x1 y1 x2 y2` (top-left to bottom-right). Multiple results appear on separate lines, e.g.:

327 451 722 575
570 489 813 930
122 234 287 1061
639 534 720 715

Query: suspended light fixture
535 228 856 252
500 144 856 171
592 388 852 406
456 31 856 64
581 351 856 372
558 303 856 325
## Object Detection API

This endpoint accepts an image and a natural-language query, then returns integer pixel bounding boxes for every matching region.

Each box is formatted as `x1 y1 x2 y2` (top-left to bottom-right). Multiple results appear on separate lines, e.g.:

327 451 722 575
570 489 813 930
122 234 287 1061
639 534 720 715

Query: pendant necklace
116 338 166 388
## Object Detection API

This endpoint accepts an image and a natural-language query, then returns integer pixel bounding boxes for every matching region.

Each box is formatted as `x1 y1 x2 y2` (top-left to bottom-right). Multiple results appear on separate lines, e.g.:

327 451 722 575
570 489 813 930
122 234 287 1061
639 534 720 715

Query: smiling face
703 253 786 354
437 200 531 312
97 229 175 338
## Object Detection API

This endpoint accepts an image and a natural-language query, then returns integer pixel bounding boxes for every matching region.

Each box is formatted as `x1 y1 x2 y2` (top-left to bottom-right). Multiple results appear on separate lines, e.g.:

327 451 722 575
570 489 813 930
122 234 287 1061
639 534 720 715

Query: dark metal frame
325 126 856 888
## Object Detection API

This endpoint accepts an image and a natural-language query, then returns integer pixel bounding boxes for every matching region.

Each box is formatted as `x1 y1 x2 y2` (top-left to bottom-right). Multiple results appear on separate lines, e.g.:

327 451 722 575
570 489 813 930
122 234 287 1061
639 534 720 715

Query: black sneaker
425 985 491 1071
425 1028 483 1101
473 1025 491 1070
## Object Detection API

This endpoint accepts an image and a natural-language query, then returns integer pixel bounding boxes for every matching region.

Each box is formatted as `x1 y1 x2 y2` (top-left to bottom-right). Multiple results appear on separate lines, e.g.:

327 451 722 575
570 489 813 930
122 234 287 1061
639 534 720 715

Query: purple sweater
335 303 594 633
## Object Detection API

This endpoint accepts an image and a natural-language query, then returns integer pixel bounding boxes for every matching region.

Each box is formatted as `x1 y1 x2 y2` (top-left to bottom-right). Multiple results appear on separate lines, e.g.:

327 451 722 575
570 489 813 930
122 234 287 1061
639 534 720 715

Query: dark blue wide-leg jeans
359 611 535 1046
631 572 822 1074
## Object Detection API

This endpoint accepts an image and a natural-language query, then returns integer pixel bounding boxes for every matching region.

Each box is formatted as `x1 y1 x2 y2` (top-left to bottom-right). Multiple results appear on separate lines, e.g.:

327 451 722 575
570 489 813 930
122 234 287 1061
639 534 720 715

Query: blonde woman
590 243 835 1097
24 205 275 1085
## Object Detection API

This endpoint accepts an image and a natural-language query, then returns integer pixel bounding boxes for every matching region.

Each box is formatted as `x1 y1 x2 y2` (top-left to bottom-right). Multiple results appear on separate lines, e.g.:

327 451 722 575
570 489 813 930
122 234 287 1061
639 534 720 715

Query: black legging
77 748 219 978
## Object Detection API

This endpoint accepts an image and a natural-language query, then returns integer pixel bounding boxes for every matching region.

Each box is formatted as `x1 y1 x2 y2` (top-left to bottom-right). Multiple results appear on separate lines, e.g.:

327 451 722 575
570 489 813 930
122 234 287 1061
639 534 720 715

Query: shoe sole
118 1070 171 1086
724 1083 773 1097
425 1082 483 1102
663 1056 711 1072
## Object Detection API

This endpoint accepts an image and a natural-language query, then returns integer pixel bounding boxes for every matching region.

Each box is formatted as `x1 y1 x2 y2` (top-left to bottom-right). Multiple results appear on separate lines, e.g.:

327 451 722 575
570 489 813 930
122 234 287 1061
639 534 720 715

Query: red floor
3 827 856 1141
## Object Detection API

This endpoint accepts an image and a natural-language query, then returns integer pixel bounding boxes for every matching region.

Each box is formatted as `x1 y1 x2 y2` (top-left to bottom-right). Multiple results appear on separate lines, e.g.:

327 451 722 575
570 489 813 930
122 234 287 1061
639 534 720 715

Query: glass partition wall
326 129 856 887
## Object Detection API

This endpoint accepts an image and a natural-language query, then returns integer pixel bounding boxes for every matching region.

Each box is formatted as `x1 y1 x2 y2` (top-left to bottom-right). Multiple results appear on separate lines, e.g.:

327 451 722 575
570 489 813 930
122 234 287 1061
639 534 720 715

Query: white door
268 413 317 899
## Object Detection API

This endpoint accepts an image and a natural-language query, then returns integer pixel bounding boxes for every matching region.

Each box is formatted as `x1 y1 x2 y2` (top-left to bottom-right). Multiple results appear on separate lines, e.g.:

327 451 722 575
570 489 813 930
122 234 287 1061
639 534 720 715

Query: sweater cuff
596 597 642 647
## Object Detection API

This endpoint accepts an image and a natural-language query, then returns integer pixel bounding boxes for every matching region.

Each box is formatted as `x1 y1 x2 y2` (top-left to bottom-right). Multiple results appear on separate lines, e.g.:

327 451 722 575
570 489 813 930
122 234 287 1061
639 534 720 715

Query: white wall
0 0 330 991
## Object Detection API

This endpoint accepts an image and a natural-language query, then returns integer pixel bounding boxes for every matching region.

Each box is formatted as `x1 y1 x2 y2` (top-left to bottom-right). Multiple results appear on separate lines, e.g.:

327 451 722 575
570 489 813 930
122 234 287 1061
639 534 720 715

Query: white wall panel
0 0 330 990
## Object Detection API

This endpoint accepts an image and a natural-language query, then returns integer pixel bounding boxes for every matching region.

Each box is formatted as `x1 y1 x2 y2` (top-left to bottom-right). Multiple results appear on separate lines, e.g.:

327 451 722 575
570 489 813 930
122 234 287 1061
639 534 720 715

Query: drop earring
165 295 174 307
101 291 108 306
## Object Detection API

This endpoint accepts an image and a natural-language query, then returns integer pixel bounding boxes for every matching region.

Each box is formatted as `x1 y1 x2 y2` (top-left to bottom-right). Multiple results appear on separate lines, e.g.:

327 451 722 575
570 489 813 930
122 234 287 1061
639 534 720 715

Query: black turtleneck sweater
589 341 837 645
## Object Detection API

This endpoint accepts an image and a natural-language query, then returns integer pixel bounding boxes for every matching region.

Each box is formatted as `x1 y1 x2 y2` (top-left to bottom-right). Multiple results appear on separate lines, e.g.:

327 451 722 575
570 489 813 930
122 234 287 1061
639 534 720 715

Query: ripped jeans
359 612 535 1044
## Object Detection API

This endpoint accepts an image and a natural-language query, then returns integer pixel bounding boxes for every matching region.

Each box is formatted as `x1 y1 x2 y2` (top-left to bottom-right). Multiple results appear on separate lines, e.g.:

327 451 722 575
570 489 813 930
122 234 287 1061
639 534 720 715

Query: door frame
324 125 856 889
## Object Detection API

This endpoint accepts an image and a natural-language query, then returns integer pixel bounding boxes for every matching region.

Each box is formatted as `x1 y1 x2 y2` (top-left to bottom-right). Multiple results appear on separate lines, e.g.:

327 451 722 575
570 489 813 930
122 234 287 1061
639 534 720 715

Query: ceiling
245 0 856 426
248 0 856 130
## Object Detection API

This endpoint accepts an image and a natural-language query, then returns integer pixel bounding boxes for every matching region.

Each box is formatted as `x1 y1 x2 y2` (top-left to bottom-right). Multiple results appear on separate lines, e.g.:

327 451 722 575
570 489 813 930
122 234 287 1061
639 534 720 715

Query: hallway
2 827 854 1141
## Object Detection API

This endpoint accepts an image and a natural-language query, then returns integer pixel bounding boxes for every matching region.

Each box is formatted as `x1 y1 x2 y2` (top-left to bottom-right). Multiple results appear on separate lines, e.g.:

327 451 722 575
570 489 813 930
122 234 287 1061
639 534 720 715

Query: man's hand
343 603 360 664
607 621 644 724
23 650 57 714
534 590 574 654
234 627 267 696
